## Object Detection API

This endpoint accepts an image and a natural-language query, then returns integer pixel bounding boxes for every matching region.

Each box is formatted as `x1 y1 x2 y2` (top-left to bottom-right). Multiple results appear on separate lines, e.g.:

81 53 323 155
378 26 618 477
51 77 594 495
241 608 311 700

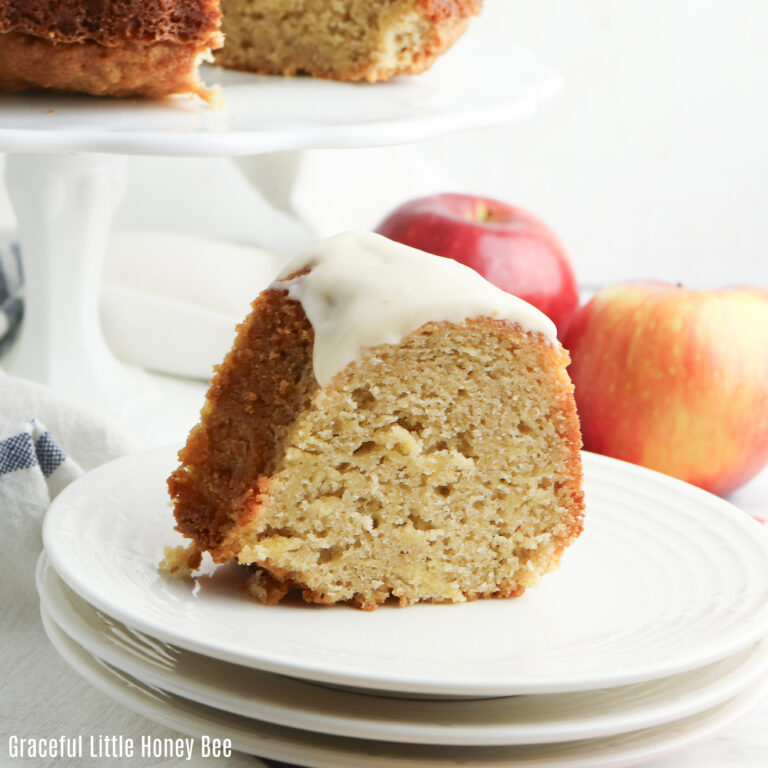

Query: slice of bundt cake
168 232 584 610
0 1 222 99
216 0 482 82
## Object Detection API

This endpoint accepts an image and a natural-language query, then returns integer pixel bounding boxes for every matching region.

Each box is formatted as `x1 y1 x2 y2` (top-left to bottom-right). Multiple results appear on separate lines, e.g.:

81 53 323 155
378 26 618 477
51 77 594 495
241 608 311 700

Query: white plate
42 447 768 697
40 608 768 768
0 38 559 156
37 554 768 747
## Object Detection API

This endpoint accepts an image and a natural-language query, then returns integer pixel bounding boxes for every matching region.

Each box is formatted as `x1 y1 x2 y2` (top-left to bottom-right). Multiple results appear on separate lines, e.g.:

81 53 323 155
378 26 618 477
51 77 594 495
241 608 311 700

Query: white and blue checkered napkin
0 240 23 355
0 418 79 498
0 373 278 767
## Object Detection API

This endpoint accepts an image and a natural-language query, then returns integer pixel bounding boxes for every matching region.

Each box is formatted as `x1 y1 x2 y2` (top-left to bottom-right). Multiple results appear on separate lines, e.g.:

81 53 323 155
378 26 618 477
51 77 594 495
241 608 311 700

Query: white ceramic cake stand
0 38 560 444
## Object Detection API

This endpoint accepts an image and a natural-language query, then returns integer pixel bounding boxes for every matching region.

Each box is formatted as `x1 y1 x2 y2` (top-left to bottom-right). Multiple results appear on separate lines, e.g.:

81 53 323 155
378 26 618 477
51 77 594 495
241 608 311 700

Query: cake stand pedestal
2 153 209 444
0 40 561 445
5 154 126 401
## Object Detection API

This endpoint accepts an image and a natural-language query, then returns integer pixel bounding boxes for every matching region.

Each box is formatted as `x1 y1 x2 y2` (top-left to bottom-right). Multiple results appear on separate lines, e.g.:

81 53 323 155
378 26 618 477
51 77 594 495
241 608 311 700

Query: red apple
375 193 579 336
564 282 768 496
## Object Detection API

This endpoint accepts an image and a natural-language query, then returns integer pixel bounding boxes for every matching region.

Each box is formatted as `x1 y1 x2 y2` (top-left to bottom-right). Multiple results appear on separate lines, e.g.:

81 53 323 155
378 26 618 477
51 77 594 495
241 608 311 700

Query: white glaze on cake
273 231 557 386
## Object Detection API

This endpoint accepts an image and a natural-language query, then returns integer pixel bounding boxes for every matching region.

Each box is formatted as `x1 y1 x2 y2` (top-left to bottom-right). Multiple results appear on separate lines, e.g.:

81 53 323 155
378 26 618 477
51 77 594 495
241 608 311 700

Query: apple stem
469 200 493 223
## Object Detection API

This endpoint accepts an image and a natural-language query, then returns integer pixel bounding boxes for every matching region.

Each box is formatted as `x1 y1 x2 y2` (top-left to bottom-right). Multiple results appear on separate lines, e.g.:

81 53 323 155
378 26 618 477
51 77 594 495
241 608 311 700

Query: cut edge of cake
215 0 483 83
167 233 584 611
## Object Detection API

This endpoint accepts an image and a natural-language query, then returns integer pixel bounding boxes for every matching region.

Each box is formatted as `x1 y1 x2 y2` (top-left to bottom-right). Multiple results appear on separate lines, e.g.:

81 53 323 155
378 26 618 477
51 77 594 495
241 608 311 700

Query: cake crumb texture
216 0 482 82
169 286 584 610
159 543 202 577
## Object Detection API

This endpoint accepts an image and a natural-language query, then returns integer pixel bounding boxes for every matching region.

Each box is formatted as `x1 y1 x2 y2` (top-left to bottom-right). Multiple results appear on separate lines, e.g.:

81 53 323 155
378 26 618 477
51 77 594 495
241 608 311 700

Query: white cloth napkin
0 372 270 768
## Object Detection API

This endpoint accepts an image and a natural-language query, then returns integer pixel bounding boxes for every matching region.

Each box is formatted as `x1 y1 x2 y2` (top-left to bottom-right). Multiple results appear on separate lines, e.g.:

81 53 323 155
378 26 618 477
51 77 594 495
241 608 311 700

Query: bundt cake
0 0 480 98
0 0 222 99
215 0 482 82
168 232 584 610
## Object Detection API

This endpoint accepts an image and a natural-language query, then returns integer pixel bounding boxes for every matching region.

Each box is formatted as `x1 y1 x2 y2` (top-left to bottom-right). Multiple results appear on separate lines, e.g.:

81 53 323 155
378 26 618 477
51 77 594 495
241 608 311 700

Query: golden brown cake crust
0 1 221 47
169 286 319 557
418 0 483 22
0 32 213 99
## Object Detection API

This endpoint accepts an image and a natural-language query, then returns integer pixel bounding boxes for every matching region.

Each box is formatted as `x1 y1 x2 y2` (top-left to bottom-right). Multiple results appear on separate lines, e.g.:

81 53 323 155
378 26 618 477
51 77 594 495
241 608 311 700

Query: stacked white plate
39 447 768 768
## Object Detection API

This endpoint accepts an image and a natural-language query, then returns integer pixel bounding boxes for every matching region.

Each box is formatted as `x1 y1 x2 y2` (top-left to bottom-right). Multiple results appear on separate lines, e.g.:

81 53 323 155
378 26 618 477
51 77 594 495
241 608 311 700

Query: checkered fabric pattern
0 422 66 478
0 409 293 767
0 418 80 500
0 240 23 355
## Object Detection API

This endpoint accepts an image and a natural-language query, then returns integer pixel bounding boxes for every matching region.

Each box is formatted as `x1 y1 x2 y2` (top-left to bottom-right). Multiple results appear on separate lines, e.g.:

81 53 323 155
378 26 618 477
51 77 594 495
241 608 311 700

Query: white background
1 0 767 289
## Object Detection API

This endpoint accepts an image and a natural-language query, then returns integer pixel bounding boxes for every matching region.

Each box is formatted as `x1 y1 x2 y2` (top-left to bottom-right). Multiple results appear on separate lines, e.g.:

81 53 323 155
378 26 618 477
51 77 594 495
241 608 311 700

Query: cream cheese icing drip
273 232 557 386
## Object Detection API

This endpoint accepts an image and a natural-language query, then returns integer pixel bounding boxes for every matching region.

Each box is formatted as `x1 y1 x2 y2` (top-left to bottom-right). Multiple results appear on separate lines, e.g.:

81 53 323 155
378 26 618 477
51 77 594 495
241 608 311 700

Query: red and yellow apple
564 282 768 496
375 193 579 336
